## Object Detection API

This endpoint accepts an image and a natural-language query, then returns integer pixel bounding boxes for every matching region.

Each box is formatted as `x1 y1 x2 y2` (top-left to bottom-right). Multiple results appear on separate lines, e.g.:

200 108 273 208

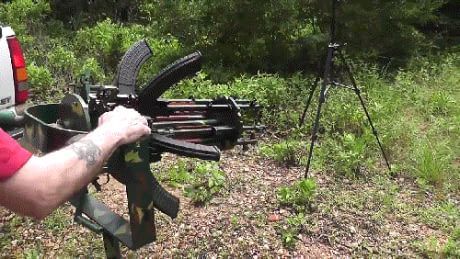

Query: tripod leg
299 75 320 127
305 47 335 178
338 53 392 172
305 83 328 178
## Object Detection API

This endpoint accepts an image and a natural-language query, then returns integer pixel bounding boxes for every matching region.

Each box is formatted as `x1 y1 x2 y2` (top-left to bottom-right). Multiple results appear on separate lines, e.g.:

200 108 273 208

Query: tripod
299 0 391 178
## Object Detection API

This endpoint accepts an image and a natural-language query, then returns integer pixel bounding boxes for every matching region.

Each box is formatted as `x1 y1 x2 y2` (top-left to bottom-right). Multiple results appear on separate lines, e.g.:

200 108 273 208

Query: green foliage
184 162 227 205
415 229 460 259
315 132 374 177
0 0 50 36
24 247 42 259
160 160 193 188
77 58 106 83
444 228 460 258
43 208 71 233
279 213 308 248
46 46 78 84
277 178 317 212
260 140 306 167
168 73 309 130
27 63 55 101
161 160 227 205
412 141 451 188
140 0 456 72
427 91 456 116
74 19 139 74
49 0 139 28
421 202 460 232
141 0 320 73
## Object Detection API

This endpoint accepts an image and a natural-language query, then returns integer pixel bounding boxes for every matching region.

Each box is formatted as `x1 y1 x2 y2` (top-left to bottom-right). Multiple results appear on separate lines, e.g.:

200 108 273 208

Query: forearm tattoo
69 139 102 168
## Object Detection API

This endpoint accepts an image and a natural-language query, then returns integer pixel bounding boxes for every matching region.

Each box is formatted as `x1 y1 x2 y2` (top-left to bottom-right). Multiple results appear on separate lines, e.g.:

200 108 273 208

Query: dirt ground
0 147 456 258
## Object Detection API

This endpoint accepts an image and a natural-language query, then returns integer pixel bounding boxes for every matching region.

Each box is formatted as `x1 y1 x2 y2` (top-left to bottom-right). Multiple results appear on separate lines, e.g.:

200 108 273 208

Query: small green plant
444 227 460 258
160 160 193 188
260 140 306 167
334 133 369 176
277 178 316 212
428 91 455 116
27 63 55 102
279 213 308 248
24 247 42 259
160 160 226 205
315 132 373 177
412 141 450 188
181 161 227 205
77 58 106 84
43 207 71 233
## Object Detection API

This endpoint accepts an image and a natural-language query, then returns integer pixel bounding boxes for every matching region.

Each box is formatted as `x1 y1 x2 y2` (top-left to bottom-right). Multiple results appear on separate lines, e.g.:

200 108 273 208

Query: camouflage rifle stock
23 40 264 258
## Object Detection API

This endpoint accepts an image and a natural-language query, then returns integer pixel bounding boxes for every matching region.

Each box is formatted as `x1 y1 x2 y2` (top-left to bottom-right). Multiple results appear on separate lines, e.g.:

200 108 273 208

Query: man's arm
0 106 150 219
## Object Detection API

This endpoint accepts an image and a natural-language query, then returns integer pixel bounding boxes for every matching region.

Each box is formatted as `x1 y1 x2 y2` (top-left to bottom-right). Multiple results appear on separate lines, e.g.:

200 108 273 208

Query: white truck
0 26 29 138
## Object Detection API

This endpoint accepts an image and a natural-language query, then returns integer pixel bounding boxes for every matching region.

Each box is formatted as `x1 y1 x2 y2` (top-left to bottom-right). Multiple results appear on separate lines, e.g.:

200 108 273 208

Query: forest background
0 0 459 257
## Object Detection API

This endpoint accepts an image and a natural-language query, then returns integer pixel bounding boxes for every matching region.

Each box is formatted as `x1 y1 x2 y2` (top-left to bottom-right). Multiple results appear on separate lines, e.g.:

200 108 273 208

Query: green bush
184 162 226 205
0 0 50 36
444 228 460 258
279 213 308 249
74 19 182 83
277 178 317 212
27 63 55 102
315 132 375 177
412 141 451 188
46 46 78 84
168 73 309 130
161 160 227 205
260 140 307 167
276 178 316 248
77 58 106 83
159 160 193 188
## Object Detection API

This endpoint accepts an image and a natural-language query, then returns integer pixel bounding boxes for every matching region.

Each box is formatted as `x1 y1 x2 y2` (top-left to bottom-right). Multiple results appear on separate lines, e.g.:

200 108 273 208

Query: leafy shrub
46 46 78 84
277 178 317 212
74 19 182 82
412 141 451 188
444 228 460 258
27 63 55 102
427 91 455 116
279 213 308 249
74 19 133 75
161 160 227 205
159 160 193 188
315 132 374 177
184 162 226 205
260 140 306 167
168 73 309 130
77 58 106 83
0 0 50 36
276 178 316 248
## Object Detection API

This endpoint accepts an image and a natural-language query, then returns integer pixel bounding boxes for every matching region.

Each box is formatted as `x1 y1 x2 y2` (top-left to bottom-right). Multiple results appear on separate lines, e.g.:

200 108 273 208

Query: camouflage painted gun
23 40 263 258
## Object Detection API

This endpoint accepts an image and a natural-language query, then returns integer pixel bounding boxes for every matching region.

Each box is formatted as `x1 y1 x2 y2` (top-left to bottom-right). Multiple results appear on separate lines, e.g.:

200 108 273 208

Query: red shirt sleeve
0 128 32 181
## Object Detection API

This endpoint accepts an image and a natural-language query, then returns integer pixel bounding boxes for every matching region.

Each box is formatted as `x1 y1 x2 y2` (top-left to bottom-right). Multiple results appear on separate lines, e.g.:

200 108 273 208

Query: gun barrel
154 115 206 121
151 119 219 127
154 125 236 137
165 103 257 111
163 98 258 106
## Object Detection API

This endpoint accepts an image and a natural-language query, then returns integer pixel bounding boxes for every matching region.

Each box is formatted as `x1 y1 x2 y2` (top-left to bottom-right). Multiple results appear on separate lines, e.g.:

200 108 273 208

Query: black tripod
299 0 391 178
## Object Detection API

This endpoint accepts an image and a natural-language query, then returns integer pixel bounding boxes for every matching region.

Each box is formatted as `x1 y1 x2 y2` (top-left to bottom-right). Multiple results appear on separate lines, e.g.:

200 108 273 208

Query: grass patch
276 178 317 248
159 159 227 205
259 139 307 167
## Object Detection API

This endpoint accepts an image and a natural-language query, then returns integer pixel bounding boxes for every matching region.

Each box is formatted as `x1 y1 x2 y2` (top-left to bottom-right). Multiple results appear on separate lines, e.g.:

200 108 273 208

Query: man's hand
0 106 151 219
97 106 151 146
